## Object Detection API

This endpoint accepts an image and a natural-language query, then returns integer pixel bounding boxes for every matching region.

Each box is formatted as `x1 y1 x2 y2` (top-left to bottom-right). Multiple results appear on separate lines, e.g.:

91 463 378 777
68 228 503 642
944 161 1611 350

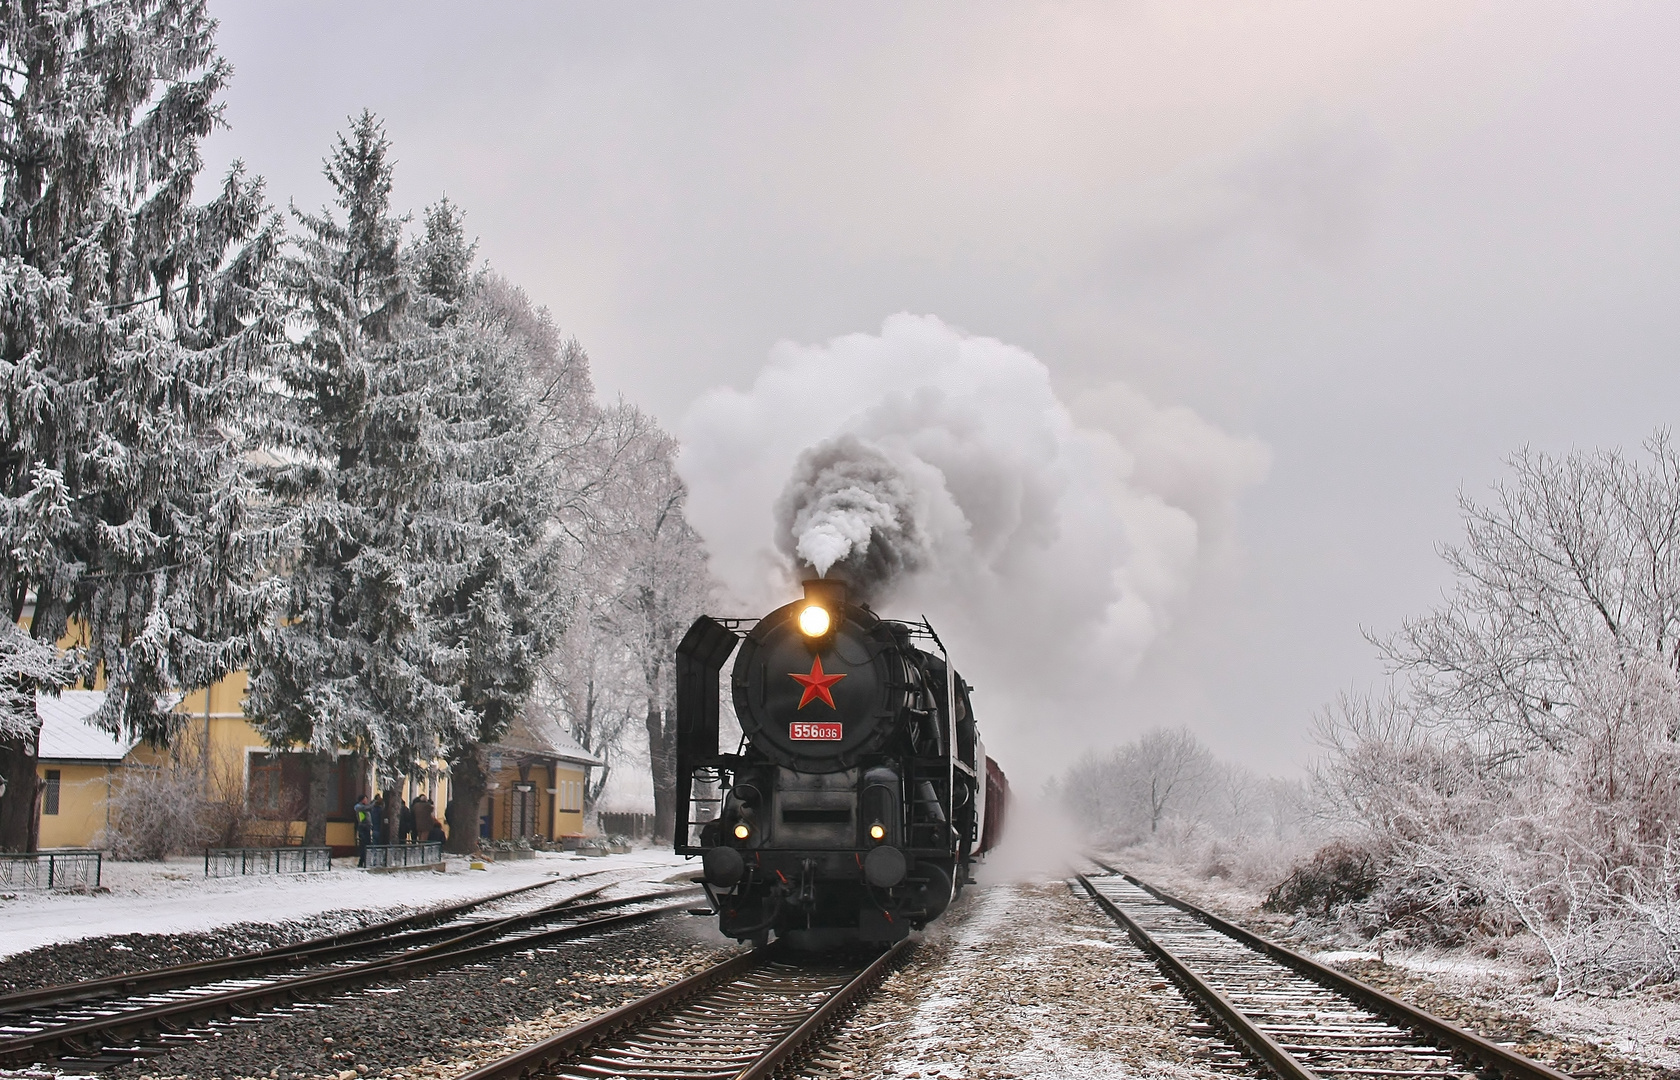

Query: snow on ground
865 880 1224 1079
0 847 694 959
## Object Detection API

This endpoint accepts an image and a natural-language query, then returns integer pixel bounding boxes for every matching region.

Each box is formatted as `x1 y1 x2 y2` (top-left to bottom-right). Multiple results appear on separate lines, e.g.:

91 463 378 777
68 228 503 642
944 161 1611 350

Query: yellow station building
30 668 602 854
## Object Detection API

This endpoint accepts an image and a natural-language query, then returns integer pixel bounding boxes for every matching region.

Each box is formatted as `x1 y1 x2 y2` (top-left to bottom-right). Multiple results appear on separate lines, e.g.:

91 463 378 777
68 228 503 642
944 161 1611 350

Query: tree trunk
303 750 332 847
646 699 675 842
383 783 401 845
0 729 42 853
585 763 611 812
446 742 487 854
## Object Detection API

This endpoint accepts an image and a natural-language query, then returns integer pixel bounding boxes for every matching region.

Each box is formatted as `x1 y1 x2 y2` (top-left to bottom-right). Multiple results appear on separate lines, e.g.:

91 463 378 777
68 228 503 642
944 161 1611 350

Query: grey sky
202 2 1680 781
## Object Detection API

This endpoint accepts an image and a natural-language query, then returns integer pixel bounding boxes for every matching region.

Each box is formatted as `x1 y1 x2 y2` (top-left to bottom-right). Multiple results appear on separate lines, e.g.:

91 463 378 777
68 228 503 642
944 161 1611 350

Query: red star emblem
789 655 847 709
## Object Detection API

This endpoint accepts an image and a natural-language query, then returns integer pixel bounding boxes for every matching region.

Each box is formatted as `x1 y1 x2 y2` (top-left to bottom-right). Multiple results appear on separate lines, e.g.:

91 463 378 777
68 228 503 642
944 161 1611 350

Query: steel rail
1079 876 1312 1080
735 937 913 1080
458 938 914 1080
0 877 568 1016
1082 861 1575 1080
454 950 767 1080
0 888 701 1068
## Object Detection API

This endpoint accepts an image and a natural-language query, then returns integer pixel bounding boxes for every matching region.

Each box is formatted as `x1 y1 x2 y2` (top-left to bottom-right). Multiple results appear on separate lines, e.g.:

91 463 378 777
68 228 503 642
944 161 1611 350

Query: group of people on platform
353 792 447 866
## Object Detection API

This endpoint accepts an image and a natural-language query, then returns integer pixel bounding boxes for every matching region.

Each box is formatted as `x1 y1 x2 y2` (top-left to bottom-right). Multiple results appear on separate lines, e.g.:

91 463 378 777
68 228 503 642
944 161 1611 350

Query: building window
248 757 284 813
246 752 367 820
43 770 60 815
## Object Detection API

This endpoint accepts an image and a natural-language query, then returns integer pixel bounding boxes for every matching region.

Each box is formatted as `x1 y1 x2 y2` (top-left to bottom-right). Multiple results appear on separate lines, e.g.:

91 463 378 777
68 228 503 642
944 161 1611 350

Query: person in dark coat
369 793 386 845
353 793 374 867
398 797 415 844
412 796 435 842
425 819 446 845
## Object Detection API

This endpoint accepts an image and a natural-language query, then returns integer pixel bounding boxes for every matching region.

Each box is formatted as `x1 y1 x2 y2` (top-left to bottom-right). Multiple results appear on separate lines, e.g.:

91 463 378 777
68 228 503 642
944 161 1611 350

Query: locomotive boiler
674 579 1008 946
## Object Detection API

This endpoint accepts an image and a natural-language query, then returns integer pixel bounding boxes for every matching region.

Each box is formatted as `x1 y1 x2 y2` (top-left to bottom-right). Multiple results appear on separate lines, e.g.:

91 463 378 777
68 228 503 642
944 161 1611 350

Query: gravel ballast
0 909 400 997
789 879 1232 1079
103 912 737 1080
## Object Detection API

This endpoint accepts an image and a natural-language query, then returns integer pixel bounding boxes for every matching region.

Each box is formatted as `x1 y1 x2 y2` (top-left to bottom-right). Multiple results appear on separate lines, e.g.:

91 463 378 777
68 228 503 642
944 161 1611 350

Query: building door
510 782 538 839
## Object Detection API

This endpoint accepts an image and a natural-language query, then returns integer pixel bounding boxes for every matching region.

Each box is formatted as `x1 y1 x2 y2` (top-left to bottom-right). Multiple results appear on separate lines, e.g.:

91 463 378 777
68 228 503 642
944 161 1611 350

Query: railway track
0 880 702 1071
1081 862 1573 1080
459 939 912 1080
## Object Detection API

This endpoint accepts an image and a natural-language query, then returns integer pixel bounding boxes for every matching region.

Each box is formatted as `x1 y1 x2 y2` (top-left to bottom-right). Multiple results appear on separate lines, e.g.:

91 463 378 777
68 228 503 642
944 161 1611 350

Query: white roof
495 713 606 768
37 691 134 763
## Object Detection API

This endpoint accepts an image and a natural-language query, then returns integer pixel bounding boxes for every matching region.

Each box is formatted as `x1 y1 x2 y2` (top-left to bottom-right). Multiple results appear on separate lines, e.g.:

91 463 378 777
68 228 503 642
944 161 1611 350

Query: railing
364 842 442 869
0 850 102 891
204 846 332 878
597 811 655 839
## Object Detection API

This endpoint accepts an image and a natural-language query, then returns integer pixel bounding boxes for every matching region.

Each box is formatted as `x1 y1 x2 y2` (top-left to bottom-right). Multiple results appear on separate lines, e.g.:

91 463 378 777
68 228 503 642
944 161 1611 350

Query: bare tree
595 418 711 841
1379 434 1680 756
1136 727 1215 833
1304 433 1680 994
530 592 641 811
1062 726 1215 842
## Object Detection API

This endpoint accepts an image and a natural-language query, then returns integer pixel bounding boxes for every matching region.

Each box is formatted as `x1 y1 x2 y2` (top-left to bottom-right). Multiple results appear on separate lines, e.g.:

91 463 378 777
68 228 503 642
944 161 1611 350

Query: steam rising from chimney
678 314 1269 765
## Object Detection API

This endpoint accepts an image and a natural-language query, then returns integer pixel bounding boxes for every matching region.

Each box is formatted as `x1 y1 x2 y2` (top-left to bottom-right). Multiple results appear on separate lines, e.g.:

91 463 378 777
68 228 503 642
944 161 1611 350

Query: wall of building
34 762 114 849
482 761 589 842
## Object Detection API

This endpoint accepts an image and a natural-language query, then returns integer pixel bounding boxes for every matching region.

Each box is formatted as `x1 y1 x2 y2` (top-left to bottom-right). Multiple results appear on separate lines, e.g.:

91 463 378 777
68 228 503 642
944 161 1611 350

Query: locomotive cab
674 580 996 945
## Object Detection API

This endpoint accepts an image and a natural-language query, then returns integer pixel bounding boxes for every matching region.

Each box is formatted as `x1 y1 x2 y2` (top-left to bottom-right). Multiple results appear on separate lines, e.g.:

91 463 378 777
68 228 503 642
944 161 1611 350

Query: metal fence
597 811 655 839
0 850 102 891
204 846 333 878
363 842 442 869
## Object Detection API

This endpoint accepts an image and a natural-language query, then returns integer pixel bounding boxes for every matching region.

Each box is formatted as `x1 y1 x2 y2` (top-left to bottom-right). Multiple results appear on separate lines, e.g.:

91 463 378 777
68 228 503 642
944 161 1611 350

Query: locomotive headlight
869 822 886 842
798 605 831 637
733 822 751 841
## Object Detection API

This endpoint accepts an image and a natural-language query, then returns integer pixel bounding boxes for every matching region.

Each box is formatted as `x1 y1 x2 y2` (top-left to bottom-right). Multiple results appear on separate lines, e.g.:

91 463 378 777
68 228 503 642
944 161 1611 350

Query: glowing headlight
733 822 751 840
798 605 831 637
869 822 886 842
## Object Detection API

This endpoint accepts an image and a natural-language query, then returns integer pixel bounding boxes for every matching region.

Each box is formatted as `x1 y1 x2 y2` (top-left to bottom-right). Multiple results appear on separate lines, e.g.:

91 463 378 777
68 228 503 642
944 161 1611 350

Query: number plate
789 722 843 741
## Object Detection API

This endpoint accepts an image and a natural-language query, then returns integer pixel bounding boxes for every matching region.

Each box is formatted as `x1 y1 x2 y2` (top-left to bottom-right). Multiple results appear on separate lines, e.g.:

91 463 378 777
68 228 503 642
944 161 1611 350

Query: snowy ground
0 847 694 960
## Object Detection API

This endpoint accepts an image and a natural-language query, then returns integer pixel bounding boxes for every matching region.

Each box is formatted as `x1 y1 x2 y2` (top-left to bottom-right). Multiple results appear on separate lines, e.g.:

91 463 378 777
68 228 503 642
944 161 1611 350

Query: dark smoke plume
774 434 929 600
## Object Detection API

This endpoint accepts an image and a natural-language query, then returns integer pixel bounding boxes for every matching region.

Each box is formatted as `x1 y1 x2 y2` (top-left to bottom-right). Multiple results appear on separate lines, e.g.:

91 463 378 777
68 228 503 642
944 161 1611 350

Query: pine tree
0 1 285 850
247 113 474 843
248 127 564 847
408 205 562 852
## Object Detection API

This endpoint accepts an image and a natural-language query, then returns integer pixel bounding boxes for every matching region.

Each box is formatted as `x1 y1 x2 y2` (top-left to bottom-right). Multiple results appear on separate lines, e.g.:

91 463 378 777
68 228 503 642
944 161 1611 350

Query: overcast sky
202 2 1680 782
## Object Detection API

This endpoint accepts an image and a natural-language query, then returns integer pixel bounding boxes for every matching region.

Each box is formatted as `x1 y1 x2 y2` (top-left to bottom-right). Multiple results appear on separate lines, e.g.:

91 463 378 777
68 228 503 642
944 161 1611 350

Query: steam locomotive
674 579 1008 945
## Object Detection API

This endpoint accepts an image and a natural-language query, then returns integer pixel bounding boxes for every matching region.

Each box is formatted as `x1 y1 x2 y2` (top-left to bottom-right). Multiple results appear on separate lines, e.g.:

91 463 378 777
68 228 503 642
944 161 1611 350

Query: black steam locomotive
674 580 1008 946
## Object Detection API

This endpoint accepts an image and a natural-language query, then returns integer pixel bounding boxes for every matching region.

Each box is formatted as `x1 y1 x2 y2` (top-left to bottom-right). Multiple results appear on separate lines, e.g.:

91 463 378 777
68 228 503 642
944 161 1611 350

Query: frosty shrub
1304 434 1680 994
1262 840 1382 917
107 765 216 862
105 738 277 859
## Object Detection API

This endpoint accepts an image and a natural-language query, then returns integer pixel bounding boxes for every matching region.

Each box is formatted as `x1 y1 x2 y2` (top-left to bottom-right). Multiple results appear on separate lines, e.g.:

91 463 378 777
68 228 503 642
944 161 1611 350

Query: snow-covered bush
1296 434 1680 994
106 763 217 861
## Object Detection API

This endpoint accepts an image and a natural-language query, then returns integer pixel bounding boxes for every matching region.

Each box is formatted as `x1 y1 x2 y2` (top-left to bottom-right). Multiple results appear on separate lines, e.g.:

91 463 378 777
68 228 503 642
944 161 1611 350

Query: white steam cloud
678 314 1268 769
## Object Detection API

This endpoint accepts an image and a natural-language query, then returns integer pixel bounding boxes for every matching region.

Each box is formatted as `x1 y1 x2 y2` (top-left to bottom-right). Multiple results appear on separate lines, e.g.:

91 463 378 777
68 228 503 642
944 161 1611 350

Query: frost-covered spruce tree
407 202 562 852
247 114 478 844
0 1 285 850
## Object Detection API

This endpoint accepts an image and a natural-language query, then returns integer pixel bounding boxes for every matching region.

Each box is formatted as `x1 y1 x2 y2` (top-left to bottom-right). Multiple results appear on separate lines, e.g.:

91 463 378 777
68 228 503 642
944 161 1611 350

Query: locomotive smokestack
802 578 847 614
